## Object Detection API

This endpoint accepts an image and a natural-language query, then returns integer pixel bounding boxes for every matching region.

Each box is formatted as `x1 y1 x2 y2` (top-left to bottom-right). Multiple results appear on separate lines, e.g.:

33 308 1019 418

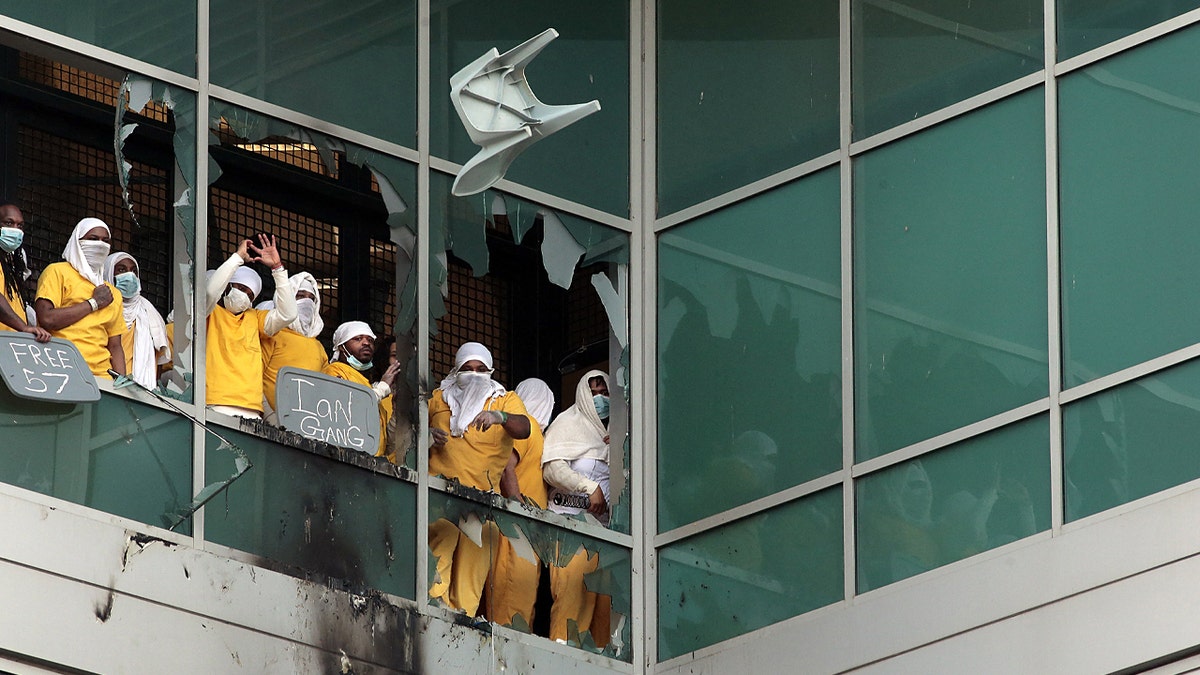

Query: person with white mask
0 202 49 342
260 271 329 417
322 320 401 458
34 217 126 377
204 234 297 419
103 252 170 390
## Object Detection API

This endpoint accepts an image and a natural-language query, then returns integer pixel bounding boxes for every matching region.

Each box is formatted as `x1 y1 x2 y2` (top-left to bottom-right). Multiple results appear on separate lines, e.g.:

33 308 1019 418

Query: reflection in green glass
856 416 1050 592
658 0 838 215
1064 359 1200 521
428 490 632 661
658 487 843 661
0 2 196 75
854 90 1048 461
429 3 629 216
1058 0 1200 60
852 0 1042 139
205 427 416 599
1060 27 1200 387
209 1 416 145
0 389 193 534
658 169 841 533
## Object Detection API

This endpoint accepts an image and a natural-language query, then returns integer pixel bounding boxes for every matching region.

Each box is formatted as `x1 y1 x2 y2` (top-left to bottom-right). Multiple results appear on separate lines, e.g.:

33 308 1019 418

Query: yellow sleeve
35 263 66 306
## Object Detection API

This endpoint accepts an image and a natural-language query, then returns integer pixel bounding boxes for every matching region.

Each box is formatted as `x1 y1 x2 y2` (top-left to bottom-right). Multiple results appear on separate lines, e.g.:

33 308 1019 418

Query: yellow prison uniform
428 388 531 616
205 306 270 411
322 360 391 458
0 263 27 331
549 544 612 648
480 420 549 627
261 327 328 412
35 262 125 377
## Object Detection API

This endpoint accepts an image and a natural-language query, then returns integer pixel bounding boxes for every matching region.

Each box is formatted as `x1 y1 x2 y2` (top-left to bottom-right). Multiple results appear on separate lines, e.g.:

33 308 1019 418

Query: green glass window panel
209 1 417 145
658 487 843 661
658 169 841 533
657 0 839 215
428 490 632 661
1064 359 1200 521
856 415 1050 592
205 427 416 599
430 2 629 216
852 0 1042 139
1058 0 1200 60
0 390 193 534
854 90 1048 461
0 3 196 75
1060 27 1200 388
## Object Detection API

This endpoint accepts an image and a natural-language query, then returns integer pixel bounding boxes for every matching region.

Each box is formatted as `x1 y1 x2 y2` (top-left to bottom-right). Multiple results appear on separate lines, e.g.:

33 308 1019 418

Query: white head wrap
515 378 554 430
102 252 169 390
331 320 376 362
439 341 506 436
542 370 610 465
289 271 323 338
63 217 110 285
230 267 263 301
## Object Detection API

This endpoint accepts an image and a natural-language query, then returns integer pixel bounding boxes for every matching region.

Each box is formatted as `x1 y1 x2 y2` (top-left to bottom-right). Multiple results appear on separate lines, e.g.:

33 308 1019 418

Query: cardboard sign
0 333 101 403
276 366 380 452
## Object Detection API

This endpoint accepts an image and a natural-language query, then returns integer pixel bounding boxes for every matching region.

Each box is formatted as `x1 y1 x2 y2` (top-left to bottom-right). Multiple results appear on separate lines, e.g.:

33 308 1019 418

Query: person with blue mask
542 369 612 521
103 252 169 390
323 320 401 457
0 202 49 342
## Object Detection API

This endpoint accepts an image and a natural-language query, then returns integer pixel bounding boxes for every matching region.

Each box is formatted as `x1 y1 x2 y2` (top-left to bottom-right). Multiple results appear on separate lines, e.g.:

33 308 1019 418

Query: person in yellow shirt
321 320 400 458
103 252 169 390
34 218 125 377
261 271 329 418
205 235 297 419
428 341 531 617
0 202 49 342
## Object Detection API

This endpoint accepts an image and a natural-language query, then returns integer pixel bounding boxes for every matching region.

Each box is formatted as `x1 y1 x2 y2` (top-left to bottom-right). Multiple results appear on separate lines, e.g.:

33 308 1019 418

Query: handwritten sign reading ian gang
0 334 101 403
276 367 380 452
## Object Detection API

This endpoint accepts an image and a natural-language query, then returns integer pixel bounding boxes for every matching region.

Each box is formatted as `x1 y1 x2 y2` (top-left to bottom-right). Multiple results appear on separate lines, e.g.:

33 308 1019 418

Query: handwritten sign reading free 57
0 333 101 403
276 367 380 453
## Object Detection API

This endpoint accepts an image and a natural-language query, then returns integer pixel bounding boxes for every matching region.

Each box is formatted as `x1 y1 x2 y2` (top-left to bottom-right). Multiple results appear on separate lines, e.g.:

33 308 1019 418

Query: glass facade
3 1 1200 670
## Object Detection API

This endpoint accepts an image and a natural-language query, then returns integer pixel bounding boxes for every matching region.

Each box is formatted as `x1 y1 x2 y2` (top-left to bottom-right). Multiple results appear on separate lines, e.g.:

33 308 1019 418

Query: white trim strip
1060 342 1200 406
1055 7 1200 76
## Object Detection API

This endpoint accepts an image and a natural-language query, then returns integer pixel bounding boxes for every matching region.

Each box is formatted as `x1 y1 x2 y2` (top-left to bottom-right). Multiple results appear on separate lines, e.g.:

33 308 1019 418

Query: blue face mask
0 227 22 253
593 394 610 420
345 352 373 372
114 271 140 299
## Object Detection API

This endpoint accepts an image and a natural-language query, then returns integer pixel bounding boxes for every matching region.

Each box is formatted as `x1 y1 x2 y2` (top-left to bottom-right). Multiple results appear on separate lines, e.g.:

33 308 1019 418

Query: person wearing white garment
34 218 126 377
260 271 328 417
322 321 401 457
204 234 297 419
542 369 612 521
102 252 170 390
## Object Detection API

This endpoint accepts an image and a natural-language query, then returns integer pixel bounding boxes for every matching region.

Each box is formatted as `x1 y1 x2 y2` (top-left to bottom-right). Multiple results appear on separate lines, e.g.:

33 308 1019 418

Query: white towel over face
439 341 505 436
63 217 110 286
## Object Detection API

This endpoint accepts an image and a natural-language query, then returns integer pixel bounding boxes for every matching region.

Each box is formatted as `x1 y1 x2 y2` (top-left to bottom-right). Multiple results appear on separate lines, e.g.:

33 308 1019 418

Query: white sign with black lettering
276 366 380 452
0 334 101 403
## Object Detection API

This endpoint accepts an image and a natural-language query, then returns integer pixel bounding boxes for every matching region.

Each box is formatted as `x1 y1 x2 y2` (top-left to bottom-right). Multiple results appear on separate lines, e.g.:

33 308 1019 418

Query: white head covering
63 217 110 285
515 378 554 429
289 271 323 338
542 370 609 465
102 252 169 390
230 267 263 301
439 341 506 436
331 320 376 362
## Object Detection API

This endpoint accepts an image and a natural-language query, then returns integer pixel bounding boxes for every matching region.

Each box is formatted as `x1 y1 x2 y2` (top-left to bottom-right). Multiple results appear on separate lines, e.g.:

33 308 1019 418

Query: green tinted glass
0 389 193 533
429 2 629 216
209 1 416 145
428 490 632 661
1058 0 1200 60
854 90 1048 461
658 169 841 533
0 2 196 75
1065 359 1200 521
657 0 838 215
1060 27 1200 388
856 415 1050 592
658 487 843 660
852 0 1042 139
204 427 416 599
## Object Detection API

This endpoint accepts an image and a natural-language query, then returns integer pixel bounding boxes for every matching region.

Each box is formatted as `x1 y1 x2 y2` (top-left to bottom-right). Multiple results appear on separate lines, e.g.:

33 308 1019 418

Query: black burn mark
94 588 115 622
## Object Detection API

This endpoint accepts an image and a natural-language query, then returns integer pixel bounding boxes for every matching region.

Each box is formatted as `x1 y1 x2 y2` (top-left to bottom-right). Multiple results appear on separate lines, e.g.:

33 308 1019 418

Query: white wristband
86 298 99 312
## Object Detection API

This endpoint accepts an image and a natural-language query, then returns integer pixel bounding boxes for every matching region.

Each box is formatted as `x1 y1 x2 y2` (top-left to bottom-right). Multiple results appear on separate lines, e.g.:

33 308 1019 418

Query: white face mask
456 370 491 386
223 287 253 314
79 240 111 271
296 297 317 326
